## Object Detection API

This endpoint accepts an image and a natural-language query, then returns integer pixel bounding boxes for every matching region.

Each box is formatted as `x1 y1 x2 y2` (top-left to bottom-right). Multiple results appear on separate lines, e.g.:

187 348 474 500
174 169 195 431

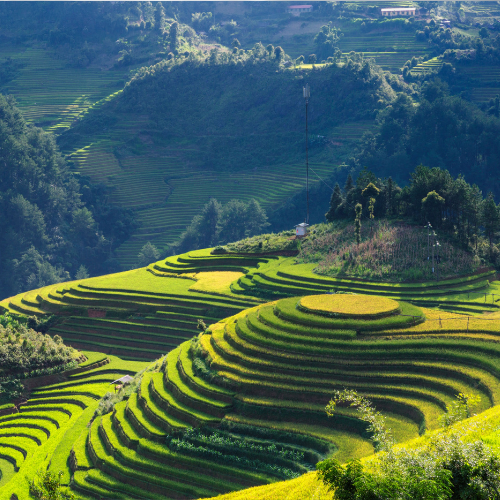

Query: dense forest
0 95 134 299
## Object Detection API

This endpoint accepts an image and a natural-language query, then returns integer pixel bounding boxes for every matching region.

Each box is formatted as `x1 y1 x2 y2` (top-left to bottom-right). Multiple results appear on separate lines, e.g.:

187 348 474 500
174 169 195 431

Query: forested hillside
0 95 135 300
2 0 500 283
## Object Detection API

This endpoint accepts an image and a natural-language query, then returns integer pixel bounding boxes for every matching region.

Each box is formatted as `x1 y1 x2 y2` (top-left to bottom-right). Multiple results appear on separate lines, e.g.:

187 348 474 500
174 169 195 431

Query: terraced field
0 352 149 500
60 290 500 499
66 138 350 267
203 403 500 500
2 245 500 498
2 248 497 363
0 257 264 361
0 45 126 131
409 56 443 75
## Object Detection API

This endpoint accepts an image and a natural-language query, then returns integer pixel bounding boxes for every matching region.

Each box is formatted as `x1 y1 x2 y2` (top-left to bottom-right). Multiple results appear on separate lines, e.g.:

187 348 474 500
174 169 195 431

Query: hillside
57 50 394 267
4 3 500 498
1 220 500 498
2 2 500 269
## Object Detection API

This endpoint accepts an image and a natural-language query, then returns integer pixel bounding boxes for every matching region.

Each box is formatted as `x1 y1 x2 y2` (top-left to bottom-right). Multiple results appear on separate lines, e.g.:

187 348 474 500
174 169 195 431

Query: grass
0 353 148 499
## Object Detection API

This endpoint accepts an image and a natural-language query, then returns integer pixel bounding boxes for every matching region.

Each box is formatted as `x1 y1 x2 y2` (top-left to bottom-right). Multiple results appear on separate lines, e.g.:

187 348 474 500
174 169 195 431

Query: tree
326 389 393 451
197 198 222 247
231 38 240 49
266 44 274 56
244 199 269 237
75 265 89 280
354 203 362 246
479 27 489 38
325 183 343 222
344 173 354 193
137 241 160 267
274 46 284 63
422 190 445 228
314 23 342 60
362 182 380 234
169 21 179 50
481 192 500 256
308 53 317 64
217 199 248 243
154 2 165 32
28 470 75 500
386 176 394 216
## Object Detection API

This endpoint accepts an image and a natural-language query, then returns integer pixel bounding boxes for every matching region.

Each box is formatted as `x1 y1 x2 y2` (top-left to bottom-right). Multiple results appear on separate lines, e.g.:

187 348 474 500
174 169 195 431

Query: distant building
381 7 416 17
295 222 309 237
287 5 313 16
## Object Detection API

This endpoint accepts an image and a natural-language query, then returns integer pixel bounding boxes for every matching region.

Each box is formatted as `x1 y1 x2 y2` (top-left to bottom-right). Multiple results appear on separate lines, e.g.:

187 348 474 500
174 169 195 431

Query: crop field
0 352 149 500
50 289 500 499
0 262 262 361
409 56 443 75
0 45 126 131
277 24 430 71
202 403 500 500
2 245 500 498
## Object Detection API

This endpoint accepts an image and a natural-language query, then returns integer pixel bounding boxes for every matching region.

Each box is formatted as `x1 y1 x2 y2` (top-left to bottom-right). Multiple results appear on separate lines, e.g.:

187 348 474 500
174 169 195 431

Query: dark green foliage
154 2 165 32
169 21 179 50
326 165 500 264
0 377 24 402
354 204 362 246
314 23 342 61
318 437 500 500
358 92 500 200
0 95 137 299
191 12 213 32
326 183 343 223
176 198 269 253
422 190 445 228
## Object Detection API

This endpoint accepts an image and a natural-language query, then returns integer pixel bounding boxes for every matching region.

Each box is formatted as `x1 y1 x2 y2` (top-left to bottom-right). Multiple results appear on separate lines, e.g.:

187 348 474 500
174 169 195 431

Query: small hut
295 222 309 237
110 374 134 393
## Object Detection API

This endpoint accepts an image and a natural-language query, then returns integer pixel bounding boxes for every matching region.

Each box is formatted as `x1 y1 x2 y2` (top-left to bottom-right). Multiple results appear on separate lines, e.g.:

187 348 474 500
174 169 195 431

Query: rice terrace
4 1 500 499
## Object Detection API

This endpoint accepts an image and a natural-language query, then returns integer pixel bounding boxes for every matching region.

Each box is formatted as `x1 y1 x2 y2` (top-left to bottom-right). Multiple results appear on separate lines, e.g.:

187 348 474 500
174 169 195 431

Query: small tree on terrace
137 241 160 267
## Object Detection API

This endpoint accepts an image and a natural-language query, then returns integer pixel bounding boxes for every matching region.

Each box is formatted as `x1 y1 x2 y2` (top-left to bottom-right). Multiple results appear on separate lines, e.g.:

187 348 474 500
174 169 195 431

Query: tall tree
386 177 394 216
154 2 165 32
325 183 343 222
245 199 269 237
217 199 248 243
422 190 445 228
482 192 500 256
169 21 178 50
354 203 362 246
137 241 160 267
197 198 222 247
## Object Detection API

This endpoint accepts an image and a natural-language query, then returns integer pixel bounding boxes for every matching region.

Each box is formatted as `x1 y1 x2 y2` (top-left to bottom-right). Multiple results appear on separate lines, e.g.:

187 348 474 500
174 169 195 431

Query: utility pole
303 83 310 224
